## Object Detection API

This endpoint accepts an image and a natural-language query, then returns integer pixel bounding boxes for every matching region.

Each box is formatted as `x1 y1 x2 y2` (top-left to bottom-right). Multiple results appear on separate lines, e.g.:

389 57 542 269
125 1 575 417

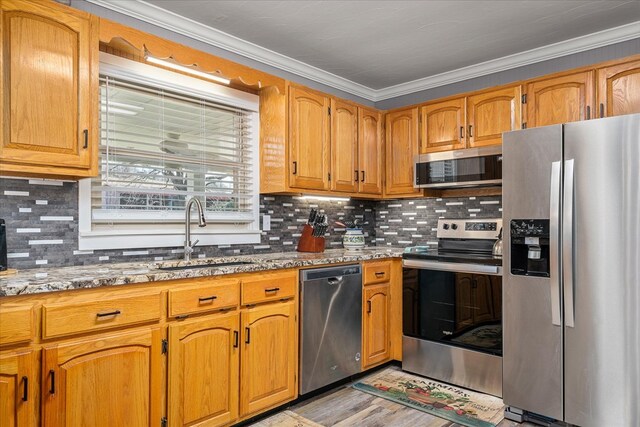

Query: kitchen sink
157 261 255 271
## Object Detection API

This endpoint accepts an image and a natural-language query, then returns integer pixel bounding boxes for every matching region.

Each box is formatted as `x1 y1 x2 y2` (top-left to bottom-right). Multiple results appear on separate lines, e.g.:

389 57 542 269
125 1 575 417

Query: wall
0 178 376 269
374 196 502 247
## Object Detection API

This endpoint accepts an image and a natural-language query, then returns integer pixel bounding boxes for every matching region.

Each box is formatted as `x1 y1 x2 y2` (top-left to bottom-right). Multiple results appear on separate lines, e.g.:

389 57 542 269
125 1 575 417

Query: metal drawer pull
83 129 88 149
96 310 121 318
198 295 217 302
292 161 297 175
233 331 239 348
22 376 28 402
355 170 359 182
361 171 365 182
49 370 55 394
367 300 372 313
264 287 280 293
245 327 251 344
374 272 385 277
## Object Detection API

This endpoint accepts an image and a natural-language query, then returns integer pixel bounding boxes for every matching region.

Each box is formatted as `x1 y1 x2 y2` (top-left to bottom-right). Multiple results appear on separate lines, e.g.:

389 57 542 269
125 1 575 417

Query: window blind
94 75 255 223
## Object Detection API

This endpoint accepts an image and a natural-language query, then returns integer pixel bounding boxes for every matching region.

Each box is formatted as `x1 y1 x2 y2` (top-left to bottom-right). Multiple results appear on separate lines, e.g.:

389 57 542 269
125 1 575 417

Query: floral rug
353 368 504 427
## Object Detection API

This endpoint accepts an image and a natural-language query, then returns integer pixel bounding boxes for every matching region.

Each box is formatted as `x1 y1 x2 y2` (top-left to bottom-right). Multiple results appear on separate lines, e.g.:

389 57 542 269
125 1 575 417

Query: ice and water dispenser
510 219 550 277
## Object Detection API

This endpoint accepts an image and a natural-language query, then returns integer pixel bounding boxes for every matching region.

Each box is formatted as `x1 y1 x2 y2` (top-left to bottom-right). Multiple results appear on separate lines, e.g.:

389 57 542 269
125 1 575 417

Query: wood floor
249 367 537 427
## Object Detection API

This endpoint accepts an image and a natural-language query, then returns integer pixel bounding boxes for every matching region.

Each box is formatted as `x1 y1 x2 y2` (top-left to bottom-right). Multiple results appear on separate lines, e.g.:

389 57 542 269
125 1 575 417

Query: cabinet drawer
0 304 34 346
241 271 297 305
363 261 391 285
168 279 239 317
42 291 161 339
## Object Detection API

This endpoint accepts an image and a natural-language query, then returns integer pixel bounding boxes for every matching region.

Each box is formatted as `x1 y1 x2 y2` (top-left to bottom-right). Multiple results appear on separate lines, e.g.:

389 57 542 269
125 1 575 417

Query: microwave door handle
549 161 562 326
563 159 576 328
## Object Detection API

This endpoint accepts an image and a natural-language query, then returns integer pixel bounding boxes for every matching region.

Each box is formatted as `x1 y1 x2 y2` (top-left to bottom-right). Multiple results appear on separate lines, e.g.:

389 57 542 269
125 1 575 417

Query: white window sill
78 229 262 251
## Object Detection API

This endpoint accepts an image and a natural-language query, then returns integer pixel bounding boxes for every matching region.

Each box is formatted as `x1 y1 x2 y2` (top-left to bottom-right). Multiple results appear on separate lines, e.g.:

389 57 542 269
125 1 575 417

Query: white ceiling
88 0 640 100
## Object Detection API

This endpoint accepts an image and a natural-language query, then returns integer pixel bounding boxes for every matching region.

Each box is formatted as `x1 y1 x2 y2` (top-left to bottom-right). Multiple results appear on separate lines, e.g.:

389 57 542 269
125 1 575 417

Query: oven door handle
402 259 501 275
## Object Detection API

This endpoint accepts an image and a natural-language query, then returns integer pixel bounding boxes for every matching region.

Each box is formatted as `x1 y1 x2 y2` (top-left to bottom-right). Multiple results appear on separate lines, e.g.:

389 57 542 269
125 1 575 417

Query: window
79 53 260 250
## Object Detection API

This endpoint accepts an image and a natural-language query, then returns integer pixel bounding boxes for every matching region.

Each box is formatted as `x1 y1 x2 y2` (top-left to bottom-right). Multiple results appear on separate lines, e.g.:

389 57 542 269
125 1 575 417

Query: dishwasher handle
327 276 343 285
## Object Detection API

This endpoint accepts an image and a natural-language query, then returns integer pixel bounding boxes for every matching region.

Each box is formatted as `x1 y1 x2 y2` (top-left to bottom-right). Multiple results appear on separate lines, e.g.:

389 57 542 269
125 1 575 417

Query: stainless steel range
402 218 503 397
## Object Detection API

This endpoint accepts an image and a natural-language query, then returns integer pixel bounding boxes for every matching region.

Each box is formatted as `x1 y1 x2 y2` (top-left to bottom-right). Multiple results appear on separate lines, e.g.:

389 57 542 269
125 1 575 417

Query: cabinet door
168 313 239 427
421 98 466 153
0 349 37 426
330 100 358 193
362 283 390 369
467 86 521 147
42 328 163 427
525 71 594 128
289 86 330 190
384 108 421 196
358 108 383 195
597 58 640 118
240 301 297 417
0 0 98 174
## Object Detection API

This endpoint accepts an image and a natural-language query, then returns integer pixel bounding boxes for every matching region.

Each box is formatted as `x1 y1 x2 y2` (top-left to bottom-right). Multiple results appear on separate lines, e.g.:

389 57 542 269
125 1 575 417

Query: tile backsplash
0 177 502 270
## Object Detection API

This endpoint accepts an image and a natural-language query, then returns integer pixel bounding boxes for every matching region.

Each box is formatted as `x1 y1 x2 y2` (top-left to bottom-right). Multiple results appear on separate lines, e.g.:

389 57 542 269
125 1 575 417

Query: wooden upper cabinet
597 58 640 118
0 349 37 426
358 108 383 195
330 100 358 193
0 0 98 177
362 283 391 369
288 86 330 191
42 328 163 427
467 86 522 147
240 301 297 417
385 108 421 196
525 71 595 128
420 98 466 153
168 313 239 427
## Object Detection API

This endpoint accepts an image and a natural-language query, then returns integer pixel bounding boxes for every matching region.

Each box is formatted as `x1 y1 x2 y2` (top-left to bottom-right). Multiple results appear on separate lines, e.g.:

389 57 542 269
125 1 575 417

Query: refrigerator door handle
549 161 562 326
563 158 576 328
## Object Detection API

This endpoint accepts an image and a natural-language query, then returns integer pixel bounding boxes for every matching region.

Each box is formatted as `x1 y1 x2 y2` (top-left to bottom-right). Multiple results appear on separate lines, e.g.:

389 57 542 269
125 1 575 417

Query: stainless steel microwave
414 146 502 189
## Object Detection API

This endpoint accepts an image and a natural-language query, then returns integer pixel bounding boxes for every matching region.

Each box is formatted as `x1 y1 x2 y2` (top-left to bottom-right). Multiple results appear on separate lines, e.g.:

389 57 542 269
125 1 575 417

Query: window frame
78 52 261 251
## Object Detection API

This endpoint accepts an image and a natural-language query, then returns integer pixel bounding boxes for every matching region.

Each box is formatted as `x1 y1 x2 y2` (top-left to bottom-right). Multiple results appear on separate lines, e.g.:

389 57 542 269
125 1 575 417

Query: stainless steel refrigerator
502 114 639 426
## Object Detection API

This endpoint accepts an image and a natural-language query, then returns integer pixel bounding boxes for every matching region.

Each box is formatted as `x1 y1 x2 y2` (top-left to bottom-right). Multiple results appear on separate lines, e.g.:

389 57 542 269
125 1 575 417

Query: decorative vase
343 228 365 251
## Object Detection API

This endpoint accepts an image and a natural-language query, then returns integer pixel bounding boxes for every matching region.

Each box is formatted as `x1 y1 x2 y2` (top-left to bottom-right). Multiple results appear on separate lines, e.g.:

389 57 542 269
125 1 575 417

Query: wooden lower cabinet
0 349 37 426
240 301 297 418
168 313 239 427
42 328 163 427
362 283 391 369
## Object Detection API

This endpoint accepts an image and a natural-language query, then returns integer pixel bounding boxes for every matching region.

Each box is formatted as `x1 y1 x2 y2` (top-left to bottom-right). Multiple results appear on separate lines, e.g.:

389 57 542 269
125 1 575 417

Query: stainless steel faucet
184 197 207 261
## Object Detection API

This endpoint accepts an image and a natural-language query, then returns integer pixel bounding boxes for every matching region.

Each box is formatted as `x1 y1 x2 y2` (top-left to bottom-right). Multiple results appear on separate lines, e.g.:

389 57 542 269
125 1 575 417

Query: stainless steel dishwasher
300 264 362 395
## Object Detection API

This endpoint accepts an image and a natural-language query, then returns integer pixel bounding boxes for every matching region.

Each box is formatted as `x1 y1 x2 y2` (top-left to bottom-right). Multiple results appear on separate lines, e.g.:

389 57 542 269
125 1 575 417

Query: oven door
403 267 502 356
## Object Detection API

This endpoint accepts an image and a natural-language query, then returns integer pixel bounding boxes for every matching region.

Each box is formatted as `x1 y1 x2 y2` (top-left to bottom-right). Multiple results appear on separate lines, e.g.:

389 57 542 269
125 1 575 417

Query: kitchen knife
308 209 316 225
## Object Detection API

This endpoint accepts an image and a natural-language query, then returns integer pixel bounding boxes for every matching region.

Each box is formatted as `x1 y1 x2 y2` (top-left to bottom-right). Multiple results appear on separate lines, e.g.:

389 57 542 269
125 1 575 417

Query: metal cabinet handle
49 370 55 394
374 271 385 277
245 327 251 344
264 287 280 293
22 376 28 402
292 161 297 175
96 310 121 318
586 105 591 120
599 103 605 118
233 331 239 348
468 125 473 138
198 295 217 302
361 171 365 182
83 129 88 149
367 300 372 313
460 126 465 139
355 170 359 182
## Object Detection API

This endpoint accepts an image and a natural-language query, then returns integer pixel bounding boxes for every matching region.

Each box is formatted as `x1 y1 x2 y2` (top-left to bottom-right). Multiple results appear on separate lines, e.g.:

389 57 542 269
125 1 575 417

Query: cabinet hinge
522 122 527 129
161 417 167 427
521 94 527 104
328 107 331 116
161 339 168 355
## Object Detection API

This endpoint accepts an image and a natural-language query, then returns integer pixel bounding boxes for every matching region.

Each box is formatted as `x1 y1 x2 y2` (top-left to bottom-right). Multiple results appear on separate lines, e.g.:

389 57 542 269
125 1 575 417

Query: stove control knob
451 224 458 230
443 223 450 230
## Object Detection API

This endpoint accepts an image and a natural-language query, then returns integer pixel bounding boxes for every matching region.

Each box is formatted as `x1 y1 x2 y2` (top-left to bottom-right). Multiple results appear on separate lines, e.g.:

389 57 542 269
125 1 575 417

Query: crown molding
85 0 639 102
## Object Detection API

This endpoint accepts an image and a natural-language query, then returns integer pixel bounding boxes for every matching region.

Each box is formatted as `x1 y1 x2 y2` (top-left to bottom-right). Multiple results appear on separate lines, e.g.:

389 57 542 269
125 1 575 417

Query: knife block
296 224 325 253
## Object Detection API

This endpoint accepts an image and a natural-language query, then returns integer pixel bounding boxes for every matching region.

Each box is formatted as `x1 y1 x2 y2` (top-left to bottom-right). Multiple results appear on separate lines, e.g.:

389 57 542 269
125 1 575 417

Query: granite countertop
0 248 404 297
